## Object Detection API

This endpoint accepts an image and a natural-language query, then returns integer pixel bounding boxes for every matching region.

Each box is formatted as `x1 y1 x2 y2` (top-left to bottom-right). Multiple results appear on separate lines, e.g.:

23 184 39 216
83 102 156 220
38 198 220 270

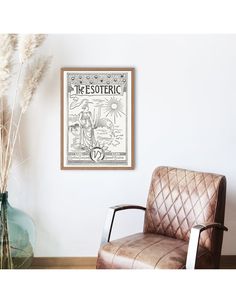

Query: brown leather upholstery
96 233 214 269
97 166 226 269
144 167 226 251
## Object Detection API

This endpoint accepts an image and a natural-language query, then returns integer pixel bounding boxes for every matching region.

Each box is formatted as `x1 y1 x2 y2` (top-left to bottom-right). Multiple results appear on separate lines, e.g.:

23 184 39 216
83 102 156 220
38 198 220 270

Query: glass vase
0 192 36 269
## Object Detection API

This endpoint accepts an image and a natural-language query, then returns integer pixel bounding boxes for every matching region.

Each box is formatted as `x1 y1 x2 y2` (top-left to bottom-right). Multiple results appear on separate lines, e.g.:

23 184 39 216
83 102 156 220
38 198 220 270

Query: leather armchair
96 166 228 269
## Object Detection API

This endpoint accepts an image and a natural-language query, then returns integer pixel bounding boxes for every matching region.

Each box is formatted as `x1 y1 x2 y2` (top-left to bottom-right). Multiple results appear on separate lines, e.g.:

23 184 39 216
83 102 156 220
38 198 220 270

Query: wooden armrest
191 223 228 232
100 204 146 245
186 222 228 269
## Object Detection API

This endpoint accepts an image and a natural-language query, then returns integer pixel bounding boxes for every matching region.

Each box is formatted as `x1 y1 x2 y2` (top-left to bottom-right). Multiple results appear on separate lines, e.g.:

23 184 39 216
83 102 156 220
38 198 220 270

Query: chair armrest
100 204 146 245
186 223 228 269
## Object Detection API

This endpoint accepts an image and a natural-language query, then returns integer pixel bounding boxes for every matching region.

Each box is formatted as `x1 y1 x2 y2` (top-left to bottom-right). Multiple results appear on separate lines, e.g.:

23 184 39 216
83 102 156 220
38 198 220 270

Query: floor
30 257 97 269
30 257 236 269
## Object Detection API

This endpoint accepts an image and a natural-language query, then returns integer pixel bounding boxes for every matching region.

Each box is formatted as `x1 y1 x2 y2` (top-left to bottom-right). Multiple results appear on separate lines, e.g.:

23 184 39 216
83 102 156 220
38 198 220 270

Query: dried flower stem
0 96 11 191
0 34 50 193
0 102 3 190
2 63 23 179
2 110 23 192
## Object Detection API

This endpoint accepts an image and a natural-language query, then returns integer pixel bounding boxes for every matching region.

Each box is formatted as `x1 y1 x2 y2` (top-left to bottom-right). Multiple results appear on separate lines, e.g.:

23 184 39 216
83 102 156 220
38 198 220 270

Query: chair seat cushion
96 233 214 269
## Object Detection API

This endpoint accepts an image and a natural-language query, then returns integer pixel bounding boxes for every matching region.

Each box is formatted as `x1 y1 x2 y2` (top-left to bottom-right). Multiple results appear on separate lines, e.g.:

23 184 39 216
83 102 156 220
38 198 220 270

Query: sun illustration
104 97 125 124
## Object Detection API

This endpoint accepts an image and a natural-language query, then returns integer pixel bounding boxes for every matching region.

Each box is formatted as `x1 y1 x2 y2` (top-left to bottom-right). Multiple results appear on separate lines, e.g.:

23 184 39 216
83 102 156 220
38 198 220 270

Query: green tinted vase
0 192 35 269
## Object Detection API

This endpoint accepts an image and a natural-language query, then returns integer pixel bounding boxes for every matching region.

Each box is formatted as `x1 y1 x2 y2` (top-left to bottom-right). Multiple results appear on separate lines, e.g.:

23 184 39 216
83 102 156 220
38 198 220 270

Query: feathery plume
10 34 18 49
0 34 16 98
18 34 46 63
20 56 51 113
0 34 50 193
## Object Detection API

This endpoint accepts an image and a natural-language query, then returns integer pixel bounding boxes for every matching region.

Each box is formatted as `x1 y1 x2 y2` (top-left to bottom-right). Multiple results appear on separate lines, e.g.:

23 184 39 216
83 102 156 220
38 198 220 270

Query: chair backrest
144 166 226 254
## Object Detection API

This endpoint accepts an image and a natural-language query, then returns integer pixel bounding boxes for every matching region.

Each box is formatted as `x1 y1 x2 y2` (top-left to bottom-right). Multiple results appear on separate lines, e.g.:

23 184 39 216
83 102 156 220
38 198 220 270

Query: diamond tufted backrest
144 167 226 251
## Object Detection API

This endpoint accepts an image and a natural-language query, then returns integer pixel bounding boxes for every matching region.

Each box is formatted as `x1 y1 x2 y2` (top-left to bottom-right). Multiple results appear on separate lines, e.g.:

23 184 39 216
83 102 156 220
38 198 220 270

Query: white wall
8 34 236 256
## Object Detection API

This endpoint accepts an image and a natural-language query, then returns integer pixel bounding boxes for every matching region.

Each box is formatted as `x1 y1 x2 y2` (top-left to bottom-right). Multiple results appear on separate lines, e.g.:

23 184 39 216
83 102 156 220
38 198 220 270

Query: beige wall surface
8 34 236 256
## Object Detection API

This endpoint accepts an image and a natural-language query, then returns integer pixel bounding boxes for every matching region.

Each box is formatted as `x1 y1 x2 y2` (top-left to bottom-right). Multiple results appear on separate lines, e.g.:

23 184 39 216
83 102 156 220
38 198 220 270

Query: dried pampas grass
21 56 51 113
0 34 50 192
9 34 18 49
0 96 11 138
0 96 11 152
18 34 46 63
0 96 11 188
0 34 16 98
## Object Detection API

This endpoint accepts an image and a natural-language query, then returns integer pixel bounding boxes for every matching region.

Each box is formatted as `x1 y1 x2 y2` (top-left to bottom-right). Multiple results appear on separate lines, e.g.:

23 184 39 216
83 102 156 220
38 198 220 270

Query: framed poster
61 68 134 169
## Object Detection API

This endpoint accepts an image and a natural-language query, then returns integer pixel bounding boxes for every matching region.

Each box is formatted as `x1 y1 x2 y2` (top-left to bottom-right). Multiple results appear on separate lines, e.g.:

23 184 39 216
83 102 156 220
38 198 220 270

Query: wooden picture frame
61 68 134 170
